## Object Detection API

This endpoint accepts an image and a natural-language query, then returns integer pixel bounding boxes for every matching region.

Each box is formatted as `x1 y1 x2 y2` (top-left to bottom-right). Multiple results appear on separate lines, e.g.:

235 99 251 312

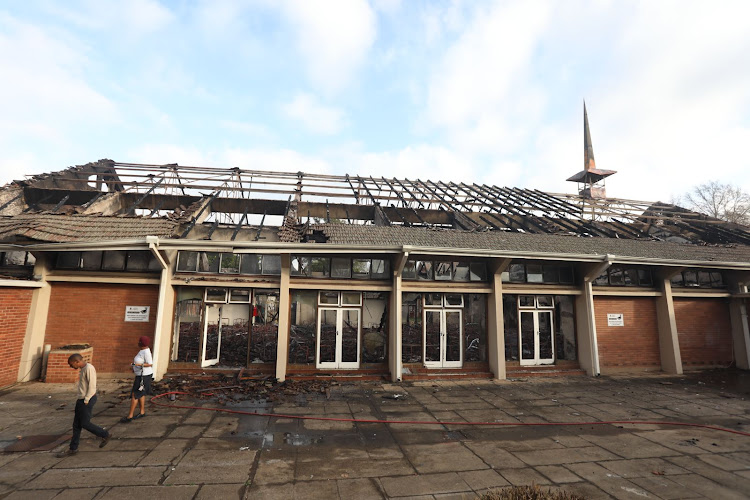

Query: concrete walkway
1 372 750 499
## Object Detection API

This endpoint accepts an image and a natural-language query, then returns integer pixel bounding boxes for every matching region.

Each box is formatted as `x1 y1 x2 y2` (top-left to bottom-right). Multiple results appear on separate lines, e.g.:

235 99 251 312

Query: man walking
57 353 111 457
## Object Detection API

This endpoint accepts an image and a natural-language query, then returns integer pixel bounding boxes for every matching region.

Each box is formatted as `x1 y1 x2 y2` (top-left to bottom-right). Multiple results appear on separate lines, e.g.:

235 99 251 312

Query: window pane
445 294 463 307
262 255 281 275
683 270 698 286
310 257 330 277
638 269 653 286
102 251 126 271
423 293 442 306
56 252 81 269
240 254 262 275
219 254 240 274
291 256 309 276
609 267 624 286
127 251 151 272
229 289 251 302
697 271 712 287
416 260 432 280
331 257 352 278
670 273 684 287
319 291 339 305
526 265 543 283
542 266 559 283
624 268 638 286
402 260 417 279
371 259 389 279
147 254 162 271
353 259 371 279
4 251 27 266
434 261 453 281
536 295 554 308
593 273 609 286
519 295 535 307
710 272 724 287
205 288 227 302
80 251 103 271
342 292 361 305
26 253 36 266
508 263 525 282
470 262 487 281
559 266 574 284
454 262 470 281
198 252 220 273
177 251 198 272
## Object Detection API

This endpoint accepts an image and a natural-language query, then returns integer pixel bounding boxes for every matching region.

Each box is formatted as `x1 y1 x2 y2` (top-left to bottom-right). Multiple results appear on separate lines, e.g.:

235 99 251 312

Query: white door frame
316 307 361 369
201 304 222 367
518 309 555 366
423 308 463 368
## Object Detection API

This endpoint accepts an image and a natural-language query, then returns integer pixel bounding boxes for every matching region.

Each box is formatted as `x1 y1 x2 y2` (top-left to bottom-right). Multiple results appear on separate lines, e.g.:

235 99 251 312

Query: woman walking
121 336 153 422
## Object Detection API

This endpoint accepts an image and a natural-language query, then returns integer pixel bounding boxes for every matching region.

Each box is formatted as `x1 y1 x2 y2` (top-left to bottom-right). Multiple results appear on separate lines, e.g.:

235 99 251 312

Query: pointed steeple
584 101 595 171
567 102 616 198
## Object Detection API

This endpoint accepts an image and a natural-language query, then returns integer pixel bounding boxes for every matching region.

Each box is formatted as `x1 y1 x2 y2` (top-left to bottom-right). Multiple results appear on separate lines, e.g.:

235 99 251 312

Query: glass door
201 304 222 367
518 310 555 366
316 308 361 369
423 309 463 368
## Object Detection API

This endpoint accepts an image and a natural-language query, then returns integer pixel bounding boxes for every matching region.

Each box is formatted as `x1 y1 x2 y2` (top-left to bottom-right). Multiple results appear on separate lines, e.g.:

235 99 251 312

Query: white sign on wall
607 313 624 327
125 306 150 322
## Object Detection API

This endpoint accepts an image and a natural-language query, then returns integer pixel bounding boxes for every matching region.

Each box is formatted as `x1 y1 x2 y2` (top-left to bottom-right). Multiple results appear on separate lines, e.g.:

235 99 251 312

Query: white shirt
133 348 153 376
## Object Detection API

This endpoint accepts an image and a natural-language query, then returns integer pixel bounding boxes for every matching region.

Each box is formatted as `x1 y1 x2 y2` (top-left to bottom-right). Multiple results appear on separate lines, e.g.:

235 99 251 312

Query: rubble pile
148 373 337 404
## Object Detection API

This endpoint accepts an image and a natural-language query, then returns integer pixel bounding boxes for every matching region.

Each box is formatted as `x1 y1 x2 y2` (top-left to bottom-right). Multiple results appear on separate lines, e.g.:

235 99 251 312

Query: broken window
402 260 416 279
3 251 28 266
310 257 330 277
56 252 81 269
331 257 352 278
126 251 151 272
289 290 317 364
353 258 371 279
261 255 281 275
240 254 262 274
177 251 198 272
362 292 388 364
291 256 310 276
401 293 423 363
219 254 241 274
81 251 103 271
464 294 487 362
173 288 203 363
454 262 471 281
435 261 453 280
198 252 220 273
251 290 279 363
415 260 433 280
102 251 126 271
371 259 389 279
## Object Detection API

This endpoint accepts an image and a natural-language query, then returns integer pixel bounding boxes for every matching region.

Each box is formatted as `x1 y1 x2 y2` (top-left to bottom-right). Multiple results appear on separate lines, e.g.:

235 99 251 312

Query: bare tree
684 181 750 225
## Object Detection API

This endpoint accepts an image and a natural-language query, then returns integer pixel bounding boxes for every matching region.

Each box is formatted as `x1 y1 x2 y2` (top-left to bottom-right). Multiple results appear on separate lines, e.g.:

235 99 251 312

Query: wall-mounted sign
125 306 150 322
607 313 624 327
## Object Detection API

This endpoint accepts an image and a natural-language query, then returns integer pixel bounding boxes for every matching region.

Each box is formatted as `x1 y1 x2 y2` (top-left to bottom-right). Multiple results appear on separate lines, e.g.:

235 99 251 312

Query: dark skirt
131 375 152 399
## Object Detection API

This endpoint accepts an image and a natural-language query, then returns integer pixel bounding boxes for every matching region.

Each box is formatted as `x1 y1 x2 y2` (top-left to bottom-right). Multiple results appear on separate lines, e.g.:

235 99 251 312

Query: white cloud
282 93 346 135
281 0 376 93
43 0 174 36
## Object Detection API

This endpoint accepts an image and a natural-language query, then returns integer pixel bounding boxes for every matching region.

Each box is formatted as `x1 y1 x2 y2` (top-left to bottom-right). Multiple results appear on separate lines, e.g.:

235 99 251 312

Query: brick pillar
46 346 93 383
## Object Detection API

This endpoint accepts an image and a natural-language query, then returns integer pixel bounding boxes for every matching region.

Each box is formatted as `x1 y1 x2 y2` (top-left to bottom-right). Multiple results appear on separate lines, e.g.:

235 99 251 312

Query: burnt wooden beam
231 207 249 241
51 195 70 213
0 192 23 212
126 178 164 215
255 211 267 241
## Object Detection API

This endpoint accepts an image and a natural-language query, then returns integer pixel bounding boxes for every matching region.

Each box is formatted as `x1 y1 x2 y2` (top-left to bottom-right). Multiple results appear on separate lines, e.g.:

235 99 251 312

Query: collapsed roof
1 159 748 248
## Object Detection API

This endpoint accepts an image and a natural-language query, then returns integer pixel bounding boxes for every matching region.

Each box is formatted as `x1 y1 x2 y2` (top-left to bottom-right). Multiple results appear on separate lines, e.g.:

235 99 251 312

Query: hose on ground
150 391 750 437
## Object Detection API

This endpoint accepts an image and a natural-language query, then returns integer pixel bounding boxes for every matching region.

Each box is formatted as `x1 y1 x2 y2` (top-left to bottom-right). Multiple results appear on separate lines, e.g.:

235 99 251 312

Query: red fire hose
151 391 750 437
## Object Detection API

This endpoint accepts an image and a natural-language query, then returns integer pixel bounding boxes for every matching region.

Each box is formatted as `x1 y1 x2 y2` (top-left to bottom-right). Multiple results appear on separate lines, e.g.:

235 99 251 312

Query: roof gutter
3 239 750 271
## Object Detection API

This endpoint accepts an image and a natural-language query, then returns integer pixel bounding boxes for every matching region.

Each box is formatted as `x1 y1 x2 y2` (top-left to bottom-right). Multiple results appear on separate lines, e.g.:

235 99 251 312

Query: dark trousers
70 395 108 450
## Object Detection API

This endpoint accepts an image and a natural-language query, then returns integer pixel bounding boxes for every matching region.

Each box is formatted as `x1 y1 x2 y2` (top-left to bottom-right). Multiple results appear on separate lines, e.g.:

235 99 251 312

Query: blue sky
1 0 749 202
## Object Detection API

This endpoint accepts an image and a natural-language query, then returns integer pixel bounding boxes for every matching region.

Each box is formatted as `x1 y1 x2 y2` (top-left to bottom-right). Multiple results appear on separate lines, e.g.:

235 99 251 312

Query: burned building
1 112 750 387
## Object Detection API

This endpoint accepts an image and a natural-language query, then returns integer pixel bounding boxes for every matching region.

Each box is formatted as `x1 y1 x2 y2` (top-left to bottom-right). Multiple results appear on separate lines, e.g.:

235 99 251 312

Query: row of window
0 251 36 267
501 263 575 285
291 256 390 280
177 252 281 276
593 266 654 287
402 260 488 282
55 251 161 272
671 269 726 289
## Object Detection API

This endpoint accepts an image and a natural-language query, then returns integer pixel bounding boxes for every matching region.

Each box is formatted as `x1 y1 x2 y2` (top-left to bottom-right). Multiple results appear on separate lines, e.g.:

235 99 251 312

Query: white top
133 348 153 376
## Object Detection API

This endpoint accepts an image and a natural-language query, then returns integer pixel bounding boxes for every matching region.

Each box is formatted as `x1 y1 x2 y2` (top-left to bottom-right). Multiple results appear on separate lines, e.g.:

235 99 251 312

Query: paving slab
380 472 472 497
97 485 199 499
400 442 489 473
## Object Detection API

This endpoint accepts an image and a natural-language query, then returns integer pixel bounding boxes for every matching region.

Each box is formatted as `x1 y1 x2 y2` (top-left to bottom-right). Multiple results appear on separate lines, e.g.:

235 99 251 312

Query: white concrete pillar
275 254 291 382
149 246 176 382
17 254 52 382
655 276 683 374
487 258 511 380
389 273 403 382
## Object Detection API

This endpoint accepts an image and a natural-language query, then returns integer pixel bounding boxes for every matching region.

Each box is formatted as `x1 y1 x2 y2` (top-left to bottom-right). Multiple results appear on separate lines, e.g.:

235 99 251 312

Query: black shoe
120 416 133 423
133 413 146 420
99 432 111 448
56 448 78 458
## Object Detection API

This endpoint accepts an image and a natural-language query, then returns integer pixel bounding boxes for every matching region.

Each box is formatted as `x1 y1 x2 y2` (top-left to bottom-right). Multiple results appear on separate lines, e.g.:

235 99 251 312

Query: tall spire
584 101 595 171
566 102 616 199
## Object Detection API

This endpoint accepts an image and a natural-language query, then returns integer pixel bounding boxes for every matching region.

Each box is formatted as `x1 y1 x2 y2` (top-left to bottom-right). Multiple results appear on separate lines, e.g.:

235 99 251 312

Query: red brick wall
594 297 661 368
45 283 158 375
46 347 93 383
674 298 733 366
0 287 33 388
